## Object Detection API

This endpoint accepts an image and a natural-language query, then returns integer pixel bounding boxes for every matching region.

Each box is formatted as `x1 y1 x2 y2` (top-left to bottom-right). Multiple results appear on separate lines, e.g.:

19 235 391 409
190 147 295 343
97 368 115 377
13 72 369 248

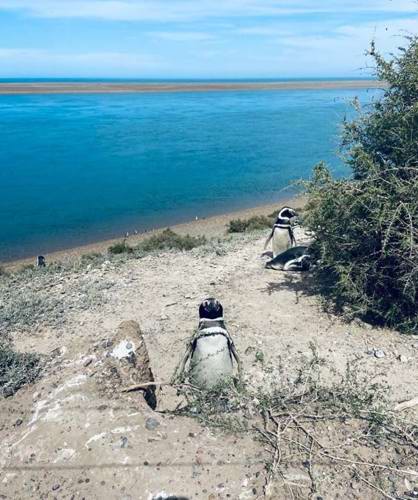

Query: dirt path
1 229 417 499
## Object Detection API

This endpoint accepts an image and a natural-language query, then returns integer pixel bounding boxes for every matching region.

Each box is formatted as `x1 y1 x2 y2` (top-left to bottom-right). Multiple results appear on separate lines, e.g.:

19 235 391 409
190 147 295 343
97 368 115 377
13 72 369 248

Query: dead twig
354 470 397 500
394 396 418 412
121 381 201 393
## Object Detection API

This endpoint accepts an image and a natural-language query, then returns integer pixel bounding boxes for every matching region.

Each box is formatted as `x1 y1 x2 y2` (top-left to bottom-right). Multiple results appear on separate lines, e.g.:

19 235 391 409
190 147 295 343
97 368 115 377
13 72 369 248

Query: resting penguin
265 246 311 271
172 298 242 389
264 206 298 258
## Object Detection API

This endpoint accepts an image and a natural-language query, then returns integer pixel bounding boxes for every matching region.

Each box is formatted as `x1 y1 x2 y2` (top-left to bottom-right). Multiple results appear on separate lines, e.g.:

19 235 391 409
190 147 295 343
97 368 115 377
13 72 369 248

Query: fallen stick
121 381 171 392
121 381 200 393
394 397 418 412
355 470 396 500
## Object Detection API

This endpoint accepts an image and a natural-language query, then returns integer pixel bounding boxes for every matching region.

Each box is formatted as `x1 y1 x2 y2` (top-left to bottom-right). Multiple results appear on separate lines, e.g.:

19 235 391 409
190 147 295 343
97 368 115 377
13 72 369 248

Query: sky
0 0 417 78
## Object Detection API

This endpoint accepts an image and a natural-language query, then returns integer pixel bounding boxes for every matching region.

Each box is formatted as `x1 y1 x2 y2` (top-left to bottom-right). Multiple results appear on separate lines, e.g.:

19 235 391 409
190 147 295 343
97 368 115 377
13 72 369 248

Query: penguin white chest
190 334 233 388
272 227 292 257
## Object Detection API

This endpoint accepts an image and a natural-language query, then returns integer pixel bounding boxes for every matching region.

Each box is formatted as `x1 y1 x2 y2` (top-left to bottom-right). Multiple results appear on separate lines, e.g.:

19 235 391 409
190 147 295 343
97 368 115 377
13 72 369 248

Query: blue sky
0 0 417 78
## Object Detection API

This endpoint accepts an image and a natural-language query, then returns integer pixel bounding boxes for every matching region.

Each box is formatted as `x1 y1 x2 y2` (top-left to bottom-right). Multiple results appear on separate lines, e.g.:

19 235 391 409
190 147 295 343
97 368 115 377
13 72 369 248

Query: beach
3 196 304 270
0 79 386 94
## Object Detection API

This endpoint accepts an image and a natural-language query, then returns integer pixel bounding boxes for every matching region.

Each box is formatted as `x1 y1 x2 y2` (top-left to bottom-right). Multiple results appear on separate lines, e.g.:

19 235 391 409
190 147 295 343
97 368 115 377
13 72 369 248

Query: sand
0 80 386 95
3 196 305 271
1 216 417 499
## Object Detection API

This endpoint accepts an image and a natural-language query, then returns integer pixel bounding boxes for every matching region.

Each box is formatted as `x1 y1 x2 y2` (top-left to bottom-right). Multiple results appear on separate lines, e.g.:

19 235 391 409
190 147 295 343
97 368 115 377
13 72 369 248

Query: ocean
0 85 380 261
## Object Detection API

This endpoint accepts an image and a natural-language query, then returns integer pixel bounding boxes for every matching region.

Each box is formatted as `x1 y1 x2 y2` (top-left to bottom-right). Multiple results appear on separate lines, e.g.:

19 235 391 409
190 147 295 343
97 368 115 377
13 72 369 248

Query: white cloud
0 48 162 76
148 31 216 42
0 0 417 21
235 25 293 37
0 1 417 77
272 17 418 76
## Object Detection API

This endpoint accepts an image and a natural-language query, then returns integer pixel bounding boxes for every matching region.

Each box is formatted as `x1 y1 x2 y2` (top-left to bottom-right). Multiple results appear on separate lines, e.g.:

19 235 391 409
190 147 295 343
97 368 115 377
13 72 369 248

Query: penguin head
199 298 223 320
276 206 298 224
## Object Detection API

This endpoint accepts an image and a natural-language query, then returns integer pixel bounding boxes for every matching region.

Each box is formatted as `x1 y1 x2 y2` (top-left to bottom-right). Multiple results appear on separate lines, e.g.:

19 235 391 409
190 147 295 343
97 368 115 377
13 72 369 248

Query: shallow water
0 87 380 260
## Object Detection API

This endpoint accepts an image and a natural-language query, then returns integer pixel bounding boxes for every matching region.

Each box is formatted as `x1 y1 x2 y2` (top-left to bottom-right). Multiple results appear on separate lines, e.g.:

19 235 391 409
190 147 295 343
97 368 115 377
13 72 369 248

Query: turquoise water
0 88 379 261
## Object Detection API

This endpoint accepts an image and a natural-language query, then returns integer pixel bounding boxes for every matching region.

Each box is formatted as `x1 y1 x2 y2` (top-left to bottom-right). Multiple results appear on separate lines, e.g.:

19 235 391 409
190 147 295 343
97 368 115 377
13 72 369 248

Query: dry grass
0 344 41 397
174 346 418 498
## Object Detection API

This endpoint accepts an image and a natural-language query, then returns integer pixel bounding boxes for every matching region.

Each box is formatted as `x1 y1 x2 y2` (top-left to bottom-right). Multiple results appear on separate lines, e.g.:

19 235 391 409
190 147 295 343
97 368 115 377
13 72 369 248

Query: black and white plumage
172 299 242 388
264 206 298 258
265 246 311 271
36 255 46 267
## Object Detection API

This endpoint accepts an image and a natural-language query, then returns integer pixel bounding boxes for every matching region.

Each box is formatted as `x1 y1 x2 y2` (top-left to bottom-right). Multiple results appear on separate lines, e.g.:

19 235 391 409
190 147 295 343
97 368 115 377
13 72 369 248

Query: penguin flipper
264 228 274 250
229 342 243 381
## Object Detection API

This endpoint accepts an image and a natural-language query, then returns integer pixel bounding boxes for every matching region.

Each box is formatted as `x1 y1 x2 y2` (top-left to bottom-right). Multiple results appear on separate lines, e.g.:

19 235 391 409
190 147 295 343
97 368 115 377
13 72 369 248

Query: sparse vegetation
137 228 207 252
303 37 418 333
108 229 207 256
175 347 418 498
227 215 273 233
80 252 104 264
0 343 41 397
0 267 113 336
108 239 134 255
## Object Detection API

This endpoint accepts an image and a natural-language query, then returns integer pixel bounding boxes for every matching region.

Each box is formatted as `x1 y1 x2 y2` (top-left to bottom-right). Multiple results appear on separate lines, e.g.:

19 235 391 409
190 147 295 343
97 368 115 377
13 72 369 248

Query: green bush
227 215 273 233
0 344 41 397
138 228 206 252
108 240 134 255
303 37 418 332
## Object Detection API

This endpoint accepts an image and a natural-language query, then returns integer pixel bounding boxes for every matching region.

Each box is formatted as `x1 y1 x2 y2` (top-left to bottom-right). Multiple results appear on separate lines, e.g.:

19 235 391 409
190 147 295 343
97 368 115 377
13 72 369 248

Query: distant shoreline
0 80 386 95
3 195 305 271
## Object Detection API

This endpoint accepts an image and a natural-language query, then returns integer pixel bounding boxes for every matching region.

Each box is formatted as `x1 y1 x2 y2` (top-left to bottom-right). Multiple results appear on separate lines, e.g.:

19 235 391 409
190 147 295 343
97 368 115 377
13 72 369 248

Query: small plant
80 252 103 263
108 240 133 255
138 228 206 252
255 350 265 363
227 215 273 233
0 344 41 397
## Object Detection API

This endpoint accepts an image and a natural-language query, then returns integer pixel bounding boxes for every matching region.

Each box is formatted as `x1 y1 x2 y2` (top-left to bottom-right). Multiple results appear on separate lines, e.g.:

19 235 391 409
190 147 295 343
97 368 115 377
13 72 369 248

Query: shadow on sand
263 271 317 304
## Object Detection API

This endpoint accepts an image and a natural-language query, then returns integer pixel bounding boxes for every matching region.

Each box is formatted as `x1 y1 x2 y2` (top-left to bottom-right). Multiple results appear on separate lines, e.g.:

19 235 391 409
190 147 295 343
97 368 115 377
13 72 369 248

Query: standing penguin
172 298 242 389
264 206 298 258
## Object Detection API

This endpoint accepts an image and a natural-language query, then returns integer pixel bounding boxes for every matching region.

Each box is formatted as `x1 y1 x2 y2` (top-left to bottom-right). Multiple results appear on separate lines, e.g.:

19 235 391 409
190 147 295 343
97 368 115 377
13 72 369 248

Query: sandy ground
0 217 417 499
4 197 304 271
0 80 386 95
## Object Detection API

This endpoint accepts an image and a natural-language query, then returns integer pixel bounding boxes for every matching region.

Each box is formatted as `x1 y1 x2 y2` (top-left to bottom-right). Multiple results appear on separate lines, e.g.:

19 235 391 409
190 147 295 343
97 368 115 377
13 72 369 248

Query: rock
52 484 60 491
97 321 157 409
120 436 128 449
398 354 408 363
145 417 160 431
83 357 93 367
367 348 385 358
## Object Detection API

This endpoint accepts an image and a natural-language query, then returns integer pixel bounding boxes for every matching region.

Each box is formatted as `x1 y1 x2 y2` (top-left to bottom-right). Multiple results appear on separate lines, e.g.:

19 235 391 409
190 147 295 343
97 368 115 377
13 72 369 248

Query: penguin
36 255 46 267
172 298 242 389
264 206 298 258
265 246 311 271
